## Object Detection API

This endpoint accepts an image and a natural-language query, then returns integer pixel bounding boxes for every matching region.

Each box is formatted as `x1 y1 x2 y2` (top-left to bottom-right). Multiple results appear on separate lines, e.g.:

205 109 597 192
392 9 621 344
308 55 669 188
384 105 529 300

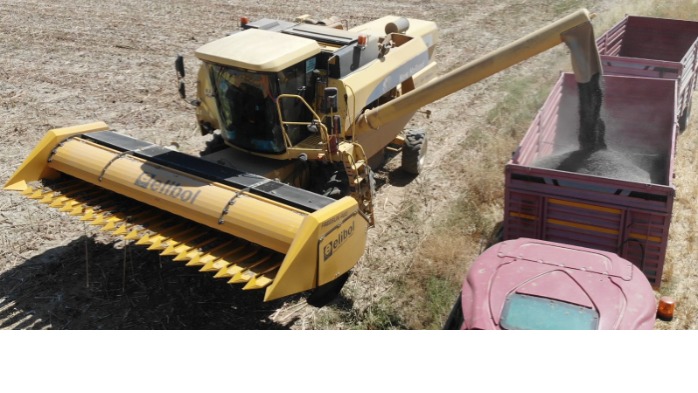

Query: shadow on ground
385 169 417 187
0 236 298 329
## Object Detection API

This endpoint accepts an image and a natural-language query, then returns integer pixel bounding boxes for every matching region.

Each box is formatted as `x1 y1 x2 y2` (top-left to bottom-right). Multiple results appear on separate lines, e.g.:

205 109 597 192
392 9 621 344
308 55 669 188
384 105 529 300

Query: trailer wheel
679 100 692 133
402 129 427 175
307 271 351 307
442 292 464 330
485 222 504 249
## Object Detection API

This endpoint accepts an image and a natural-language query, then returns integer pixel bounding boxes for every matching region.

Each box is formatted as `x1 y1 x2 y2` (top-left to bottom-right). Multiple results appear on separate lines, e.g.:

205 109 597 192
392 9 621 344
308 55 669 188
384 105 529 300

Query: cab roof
195 29 321 72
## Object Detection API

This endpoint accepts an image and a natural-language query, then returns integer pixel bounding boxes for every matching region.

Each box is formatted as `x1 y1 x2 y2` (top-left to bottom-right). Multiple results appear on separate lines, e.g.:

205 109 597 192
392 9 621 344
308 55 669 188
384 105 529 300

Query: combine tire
307 271 351 307
402 129 427 175
199 131 227 155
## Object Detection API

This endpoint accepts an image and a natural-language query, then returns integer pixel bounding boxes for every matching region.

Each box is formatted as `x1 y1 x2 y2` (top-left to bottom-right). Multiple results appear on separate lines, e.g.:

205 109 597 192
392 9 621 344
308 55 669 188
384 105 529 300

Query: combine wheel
307 271 351 307
402 129 427 175
200 131 228 155
320 166 349 199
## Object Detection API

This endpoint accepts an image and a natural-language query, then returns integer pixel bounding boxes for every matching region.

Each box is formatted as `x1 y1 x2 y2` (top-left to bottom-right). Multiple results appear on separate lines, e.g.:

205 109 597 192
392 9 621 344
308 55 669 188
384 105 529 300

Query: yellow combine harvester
5 9 601 305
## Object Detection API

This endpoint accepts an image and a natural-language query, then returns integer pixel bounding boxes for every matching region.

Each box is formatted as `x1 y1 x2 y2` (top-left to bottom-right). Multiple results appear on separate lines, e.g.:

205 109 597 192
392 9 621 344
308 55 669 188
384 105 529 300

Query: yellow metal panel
195 29 321 72
195 63 220 131
317 212 367 285
4 122 109 191
47 138 305 253
264 196 368 301
243 275 273 290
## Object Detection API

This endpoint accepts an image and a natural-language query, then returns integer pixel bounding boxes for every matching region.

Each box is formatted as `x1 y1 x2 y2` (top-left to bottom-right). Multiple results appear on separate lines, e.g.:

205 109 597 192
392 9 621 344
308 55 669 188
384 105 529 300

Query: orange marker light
357 34 368 48
657 296 676 321
240 17 250 26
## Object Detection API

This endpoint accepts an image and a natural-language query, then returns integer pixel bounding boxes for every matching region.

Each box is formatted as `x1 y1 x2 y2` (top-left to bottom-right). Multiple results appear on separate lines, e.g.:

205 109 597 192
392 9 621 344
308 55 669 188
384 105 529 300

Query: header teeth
28 189 44 199
21 186 36 196
18 177 285 294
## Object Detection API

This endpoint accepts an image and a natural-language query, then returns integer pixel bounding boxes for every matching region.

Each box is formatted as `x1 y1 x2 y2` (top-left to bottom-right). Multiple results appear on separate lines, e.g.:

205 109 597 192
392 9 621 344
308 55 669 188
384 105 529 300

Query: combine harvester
7 9 605 306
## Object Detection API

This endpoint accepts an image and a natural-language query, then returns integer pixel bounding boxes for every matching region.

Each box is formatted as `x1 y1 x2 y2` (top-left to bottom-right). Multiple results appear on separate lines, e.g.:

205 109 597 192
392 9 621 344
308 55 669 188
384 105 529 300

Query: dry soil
1 0 695 329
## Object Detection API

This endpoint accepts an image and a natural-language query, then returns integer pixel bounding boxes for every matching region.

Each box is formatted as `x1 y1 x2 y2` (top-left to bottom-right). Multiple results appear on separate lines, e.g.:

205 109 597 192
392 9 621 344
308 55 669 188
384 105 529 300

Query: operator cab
196 28 323 155
209 62 315 154
194 20 382 157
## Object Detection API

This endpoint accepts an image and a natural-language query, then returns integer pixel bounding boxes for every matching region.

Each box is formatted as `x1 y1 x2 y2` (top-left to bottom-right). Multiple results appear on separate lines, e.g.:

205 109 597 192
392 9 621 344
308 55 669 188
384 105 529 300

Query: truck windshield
500 293 600 330
211 62 314 154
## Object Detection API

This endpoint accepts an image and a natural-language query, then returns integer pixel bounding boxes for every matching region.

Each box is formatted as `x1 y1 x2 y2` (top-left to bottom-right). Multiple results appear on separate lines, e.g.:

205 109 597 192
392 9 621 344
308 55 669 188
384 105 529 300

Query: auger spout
355 8 601 133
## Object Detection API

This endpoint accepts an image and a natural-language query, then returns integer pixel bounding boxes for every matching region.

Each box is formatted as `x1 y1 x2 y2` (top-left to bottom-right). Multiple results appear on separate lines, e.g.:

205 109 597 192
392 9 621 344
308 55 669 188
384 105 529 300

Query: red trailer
445 73 675 330
503 72 677 288
596 15 698 131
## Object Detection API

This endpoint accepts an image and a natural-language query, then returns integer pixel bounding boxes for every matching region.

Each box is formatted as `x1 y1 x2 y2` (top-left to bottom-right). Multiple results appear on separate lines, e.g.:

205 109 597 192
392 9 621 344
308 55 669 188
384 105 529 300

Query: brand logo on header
135 171 201 205
323 222 355 261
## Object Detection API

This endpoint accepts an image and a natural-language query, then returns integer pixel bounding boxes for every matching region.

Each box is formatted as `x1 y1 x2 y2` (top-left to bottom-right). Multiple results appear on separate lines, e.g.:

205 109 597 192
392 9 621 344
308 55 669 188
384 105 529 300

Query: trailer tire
679 100 692 133
442 292 464 330
402 129 427 175
485 222 504 249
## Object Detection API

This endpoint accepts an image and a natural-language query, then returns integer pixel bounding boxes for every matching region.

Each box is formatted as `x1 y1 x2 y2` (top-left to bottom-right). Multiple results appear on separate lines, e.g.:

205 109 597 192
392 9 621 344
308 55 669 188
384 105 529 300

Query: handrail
275 94 334 161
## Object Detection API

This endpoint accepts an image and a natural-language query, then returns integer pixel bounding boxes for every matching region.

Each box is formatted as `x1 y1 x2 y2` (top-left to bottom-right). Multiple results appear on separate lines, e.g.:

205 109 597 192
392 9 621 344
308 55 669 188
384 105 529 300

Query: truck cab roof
459 238 657 330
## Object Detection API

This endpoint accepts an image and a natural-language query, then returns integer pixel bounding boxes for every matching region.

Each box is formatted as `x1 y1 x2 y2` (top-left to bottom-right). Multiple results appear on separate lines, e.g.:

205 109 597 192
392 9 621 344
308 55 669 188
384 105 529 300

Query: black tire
306 271 351 308
679 99 692 133
442 292 464 330
402 129 427 175
485 222 504 249
199 131 228 155
318 163 349 199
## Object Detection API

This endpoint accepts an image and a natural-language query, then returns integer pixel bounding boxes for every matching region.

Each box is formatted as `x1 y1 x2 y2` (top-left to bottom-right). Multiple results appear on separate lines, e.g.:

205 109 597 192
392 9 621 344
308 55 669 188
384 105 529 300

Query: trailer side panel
504 73 677 287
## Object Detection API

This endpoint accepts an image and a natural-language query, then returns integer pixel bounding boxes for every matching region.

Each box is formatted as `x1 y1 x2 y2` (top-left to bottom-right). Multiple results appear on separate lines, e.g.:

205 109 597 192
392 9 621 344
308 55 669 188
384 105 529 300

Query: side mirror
174 55 200 106
175 55 185 78
178 82 186 100
174 55 187 100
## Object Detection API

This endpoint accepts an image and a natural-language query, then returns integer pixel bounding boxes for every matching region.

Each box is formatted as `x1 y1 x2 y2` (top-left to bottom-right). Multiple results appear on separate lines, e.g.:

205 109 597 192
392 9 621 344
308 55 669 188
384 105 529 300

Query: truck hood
461 238 657 329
